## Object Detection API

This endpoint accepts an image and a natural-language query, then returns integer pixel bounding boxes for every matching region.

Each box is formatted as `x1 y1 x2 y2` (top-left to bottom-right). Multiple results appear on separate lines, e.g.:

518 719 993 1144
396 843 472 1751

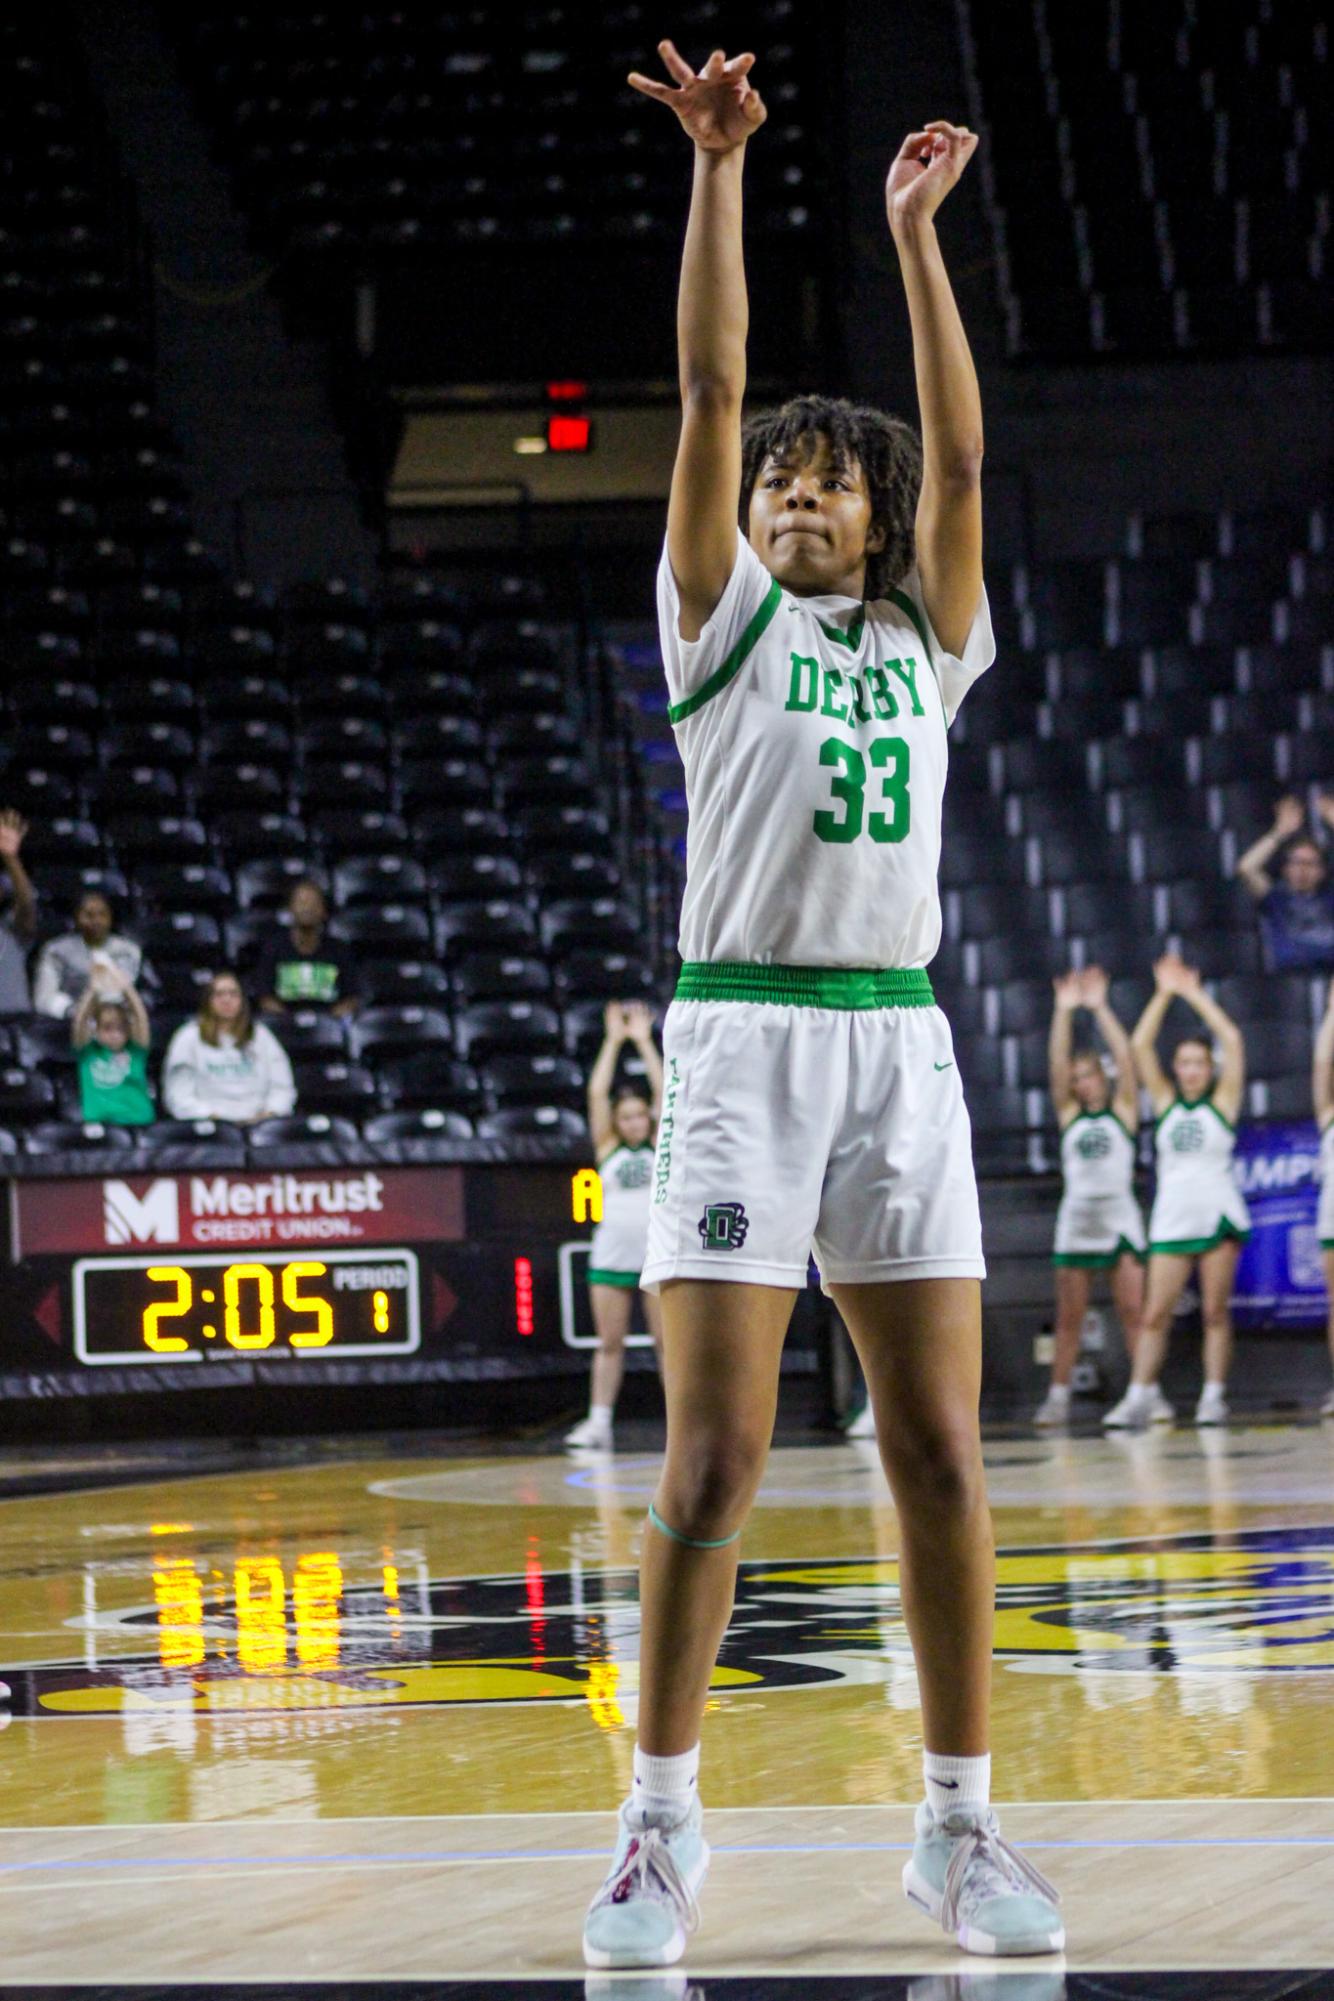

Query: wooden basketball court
3 1421 1333 1992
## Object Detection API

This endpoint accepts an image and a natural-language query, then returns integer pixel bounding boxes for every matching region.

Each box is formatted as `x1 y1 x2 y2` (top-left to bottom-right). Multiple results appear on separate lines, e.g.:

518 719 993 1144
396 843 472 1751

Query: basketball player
581 41 1062 1967
1104 954 1250 1430
1313 976 1334 1417
566 1001 664 1449
1037 966 1150 1428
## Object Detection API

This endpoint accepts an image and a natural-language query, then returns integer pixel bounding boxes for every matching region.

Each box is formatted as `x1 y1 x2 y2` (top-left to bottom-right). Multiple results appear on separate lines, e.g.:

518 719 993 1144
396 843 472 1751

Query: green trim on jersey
1154 1093 1235 1134
667 578 784 724
1064 1106 1137 1143
886 587 934 667
1051 1237 1146 1271
1149 1220 1250 1257
586 1267 641 1288
815 609 867 652
676 962 934 1008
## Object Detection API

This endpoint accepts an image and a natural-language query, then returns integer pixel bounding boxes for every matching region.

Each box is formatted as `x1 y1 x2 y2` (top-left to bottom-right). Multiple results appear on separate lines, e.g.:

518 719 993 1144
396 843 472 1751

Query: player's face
1172 1041 1214 1097
747 435 885 599
1072 1056 1108 1110
614 1097 651 1146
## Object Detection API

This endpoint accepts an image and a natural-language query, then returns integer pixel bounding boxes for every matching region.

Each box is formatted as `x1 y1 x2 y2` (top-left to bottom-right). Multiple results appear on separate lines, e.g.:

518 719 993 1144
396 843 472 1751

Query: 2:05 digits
144 1261 377 1353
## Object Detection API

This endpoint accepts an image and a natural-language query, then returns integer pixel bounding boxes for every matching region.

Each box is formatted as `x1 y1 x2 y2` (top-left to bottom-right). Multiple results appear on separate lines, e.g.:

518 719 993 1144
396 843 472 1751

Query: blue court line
4 1835 1334 1875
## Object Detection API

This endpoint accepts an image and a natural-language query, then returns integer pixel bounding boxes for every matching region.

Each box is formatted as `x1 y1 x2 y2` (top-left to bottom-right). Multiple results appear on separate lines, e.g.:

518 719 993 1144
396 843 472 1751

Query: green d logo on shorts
699 1201 750 1250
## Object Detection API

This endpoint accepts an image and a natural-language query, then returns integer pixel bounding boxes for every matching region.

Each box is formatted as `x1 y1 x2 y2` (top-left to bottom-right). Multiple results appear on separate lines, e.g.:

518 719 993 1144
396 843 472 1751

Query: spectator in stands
163 970 296 1125
1235 796 1334 972
1105 955 1250 1431
0 809 36 1014
33 890 151 1020
1314 978 1334 1419
1035 966 1148 1430
71 967 155 1128
565 1001 664 1451
255 880 361 1018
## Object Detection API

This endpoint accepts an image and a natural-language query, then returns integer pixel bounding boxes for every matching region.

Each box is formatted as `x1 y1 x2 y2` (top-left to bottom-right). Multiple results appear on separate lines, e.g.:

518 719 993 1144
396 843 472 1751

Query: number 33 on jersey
656 533 996 971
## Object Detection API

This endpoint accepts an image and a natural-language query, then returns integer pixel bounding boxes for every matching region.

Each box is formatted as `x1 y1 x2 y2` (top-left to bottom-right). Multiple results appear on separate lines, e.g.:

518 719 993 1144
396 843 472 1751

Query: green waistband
675 962 935 1008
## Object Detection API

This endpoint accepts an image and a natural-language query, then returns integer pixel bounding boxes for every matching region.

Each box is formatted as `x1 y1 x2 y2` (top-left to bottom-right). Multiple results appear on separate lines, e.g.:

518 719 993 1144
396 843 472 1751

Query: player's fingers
895 129 932 156
744 86 767 124
702 46 727 78
628 72 675 101
924 119 972 137
725 51 757 73
657 38 695 83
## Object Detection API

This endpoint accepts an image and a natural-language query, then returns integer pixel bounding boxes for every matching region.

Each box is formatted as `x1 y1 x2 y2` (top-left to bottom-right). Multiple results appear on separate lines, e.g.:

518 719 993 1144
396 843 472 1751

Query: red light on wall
547 414 592 453
546 379 587 403
514 1255 534 1336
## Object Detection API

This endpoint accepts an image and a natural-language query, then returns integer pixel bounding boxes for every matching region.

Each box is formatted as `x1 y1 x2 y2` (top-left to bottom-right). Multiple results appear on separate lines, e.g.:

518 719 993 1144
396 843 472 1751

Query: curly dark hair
739 394 923 602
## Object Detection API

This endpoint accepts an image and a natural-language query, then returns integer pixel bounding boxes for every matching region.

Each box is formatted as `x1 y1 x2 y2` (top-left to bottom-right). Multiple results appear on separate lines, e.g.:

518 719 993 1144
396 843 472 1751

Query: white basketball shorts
640 963 985 1294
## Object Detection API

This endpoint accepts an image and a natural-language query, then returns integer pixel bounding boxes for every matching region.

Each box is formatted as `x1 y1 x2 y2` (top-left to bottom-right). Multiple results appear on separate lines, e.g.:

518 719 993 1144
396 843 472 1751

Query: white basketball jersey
1059 1110 1136 1200
657 534 995 969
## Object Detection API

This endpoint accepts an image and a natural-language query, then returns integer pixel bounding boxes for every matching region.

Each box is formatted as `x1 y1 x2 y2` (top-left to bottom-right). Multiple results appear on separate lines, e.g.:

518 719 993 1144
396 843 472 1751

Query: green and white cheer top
588 1141 655 1284
1148 1095 1251 1255
657 534 995 970
1052 1109 1145 1266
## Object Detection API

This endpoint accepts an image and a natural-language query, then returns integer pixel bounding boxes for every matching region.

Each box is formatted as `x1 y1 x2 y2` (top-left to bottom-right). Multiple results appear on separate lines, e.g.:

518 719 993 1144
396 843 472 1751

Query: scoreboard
0 1157 651 1404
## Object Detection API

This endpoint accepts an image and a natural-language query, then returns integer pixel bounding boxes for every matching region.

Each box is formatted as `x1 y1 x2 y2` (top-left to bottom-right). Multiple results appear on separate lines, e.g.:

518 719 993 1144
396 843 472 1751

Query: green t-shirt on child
78 1042 155 1126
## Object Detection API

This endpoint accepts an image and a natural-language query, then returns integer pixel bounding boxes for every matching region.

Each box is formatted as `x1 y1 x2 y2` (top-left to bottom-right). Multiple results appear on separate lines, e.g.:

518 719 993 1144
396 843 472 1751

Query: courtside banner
9 1166 466 1258
1231 1119 1325 1329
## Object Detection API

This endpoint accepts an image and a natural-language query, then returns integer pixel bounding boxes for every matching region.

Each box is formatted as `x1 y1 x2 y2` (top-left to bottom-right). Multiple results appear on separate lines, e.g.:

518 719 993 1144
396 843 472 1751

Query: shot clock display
72 1249 421 1365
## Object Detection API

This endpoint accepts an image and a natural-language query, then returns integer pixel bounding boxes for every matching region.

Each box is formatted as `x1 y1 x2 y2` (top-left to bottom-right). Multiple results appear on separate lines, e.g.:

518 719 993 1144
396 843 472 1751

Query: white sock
632 1743 699 1825
1126 1382 1154 1405
923 1749 991 1820
587 1403 613 1427
1046 1382 1071 1402
1199 1381 1225 1400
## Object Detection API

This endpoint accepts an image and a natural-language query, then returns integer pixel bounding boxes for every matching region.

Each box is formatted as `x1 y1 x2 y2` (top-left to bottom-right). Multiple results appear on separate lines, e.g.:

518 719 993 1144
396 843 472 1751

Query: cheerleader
565 1002 664 1449
1036 966 1150 1428
1314 977 1334 1418
1104 955 1249 1430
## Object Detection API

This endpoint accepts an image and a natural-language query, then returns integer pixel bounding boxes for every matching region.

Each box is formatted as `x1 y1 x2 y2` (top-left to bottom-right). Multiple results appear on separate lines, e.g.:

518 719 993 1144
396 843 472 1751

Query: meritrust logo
8 1525 1334 1716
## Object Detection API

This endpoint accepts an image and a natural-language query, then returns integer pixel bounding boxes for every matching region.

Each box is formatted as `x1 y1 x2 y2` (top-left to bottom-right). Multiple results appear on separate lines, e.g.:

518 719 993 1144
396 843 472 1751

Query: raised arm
1081 965 1138 1127
1236 795 1305 900
1130 968 1177 1116
621 1001 664 1119
1048 971 1081 1124
70 981 99 1051
1178 975 1245 1121
121 978 151 1051
0 811 35 941
886 122 983 657
1315 978 1334 1128
629 41 765 639
586 1003 627 1159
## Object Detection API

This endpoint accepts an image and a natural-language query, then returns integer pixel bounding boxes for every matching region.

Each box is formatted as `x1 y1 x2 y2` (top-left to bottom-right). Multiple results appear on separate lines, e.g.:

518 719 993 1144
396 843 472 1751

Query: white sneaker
1033 1389 1071 1430
1102 1387 1151 1431
902 1800 1064 1956
583 1796 709 1968
566 1413 613 1451
1320 1389 1334 1418
1194 1386 1229 1426
845 1402 877 1438
1148 1388 1176 1426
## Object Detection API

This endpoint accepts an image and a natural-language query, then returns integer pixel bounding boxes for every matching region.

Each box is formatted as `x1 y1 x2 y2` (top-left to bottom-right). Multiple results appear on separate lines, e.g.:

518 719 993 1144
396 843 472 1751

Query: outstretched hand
0 809 28 860
1052 970 1082 1012
886 121 978 234
628 40 766 152
1272 794 1306 839
1079 964 1110 1008
1153 952 1199 997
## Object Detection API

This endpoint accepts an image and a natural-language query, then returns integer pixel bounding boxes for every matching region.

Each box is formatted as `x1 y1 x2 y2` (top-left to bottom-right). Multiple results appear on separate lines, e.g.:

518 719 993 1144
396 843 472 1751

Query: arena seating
958 1 1333 359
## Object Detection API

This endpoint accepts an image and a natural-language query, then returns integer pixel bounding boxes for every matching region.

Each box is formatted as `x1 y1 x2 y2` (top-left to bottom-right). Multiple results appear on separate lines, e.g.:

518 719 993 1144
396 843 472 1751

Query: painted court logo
6 1524 1334 1718
699 1201 749 1250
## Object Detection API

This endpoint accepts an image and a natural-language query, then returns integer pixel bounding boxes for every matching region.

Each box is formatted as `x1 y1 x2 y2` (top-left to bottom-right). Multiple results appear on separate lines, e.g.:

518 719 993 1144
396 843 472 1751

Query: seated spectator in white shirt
162 970 296 1125
33 890 152 1019
0 809 36 1015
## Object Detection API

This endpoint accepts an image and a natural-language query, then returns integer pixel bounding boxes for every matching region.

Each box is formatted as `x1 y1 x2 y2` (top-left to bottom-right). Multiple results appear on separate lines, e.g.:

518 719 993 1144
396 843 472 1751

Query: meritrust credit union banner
1231 1120 1325 1329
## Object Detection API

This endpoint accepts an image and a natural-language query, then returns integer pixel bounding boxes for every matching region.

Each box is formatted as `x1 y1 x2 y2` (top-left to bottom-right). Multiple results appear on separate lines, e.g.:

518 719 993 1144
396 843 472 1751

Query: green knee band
647 1501 740 1551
